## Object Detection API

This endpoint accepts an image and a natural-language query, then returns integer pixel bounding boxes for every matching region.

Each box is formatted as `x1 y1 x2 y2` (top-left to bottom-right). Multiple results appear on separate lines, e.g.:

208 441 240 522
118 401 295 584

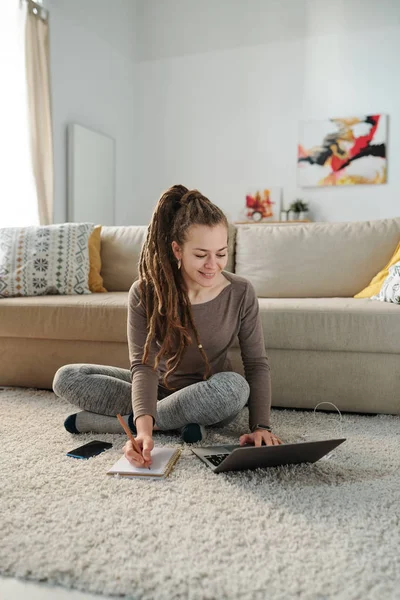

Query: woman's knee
52 364 83 397
208 372 250 412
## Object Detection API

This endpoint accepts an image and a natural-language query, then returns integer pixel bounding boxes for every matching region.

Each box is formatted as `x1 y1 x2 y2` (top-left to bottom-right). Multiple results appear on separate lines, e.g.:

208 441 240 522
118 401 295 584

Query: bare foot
153 425 161 431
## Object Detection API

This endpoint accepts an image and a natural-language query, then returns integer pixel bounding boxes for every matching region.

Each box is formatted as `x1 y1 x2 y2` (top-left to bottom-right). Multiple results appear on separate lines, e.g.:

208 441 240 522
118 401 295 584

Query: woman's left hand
239 429 284 447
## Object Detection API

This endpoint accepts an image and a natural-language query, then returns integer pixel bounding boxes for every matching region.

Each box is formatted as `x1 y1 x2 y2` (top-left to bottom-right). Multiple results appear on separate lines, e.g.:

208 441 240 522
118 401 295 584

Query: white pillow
0 223 94 297
371 261 400 304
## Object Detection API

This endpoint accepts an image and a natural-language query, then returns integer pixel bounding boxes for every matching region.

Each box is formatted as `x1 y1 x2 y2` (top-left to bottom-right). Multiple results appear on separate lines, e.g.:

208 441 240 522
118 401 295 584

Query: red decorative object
245 189 275 221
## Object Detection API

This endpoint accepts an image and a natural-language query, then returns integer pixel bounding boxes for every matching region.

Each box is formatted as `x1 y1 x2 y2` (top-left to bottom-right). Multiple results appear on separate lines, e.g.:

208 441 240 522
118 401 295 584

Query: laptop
191 438 346 473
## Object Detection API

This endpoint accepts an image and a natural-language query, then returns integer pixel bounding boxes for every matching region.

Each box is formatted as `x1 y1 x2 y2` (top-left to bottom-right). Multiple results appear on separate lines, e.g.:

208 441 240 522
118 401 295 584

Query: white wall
48 0 400 225
49 0 138 224
135 0 400 224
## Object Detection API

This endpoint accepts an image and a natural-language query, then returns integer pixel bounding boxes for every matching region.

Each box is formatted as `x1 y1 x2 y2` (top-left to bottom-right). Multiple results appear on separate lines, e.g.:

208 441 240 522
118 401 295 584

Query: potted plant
288 199 309 221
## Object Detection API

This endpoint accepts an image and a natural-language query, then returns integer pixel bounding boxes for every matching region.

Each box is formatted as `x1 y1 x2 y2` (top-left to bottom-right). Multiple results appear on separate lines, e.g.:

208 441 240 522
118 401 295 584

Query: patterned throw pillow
371 261 400 304
0 223 95 297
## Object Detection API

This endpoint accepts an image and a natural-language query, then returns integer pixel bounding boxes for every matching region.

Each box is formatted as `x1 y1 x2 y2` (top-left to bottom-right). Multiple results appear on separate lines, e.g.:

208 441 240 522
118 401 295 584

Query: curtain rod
21 0 49 22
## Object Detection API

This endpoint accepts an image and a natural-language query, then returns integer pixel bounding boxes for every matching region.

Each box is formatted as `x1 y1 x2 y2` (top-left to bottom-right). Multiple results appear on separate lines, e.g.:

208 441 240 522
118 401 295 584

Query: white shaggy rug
0 387 399 600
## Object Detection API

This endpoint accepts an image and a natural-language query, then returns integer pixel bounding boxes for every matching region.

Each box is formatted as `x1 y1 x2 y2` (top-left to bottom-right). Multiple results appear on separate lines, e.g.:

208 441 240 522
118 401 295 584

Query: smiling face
171 224 229 291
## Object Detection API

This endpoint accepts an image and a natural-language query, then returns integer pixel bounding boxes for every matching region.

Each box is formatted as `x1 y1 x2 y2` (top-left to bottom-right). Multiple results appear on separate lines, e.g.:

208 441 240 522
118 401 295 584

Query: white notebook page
107 447 177 476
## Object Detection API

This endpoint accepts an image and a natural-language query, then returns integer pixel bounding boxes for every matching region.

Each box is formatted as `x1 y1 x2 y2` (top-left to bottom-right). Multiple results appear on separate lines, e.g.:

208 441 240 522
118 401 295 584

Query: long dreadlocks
137 185 229 389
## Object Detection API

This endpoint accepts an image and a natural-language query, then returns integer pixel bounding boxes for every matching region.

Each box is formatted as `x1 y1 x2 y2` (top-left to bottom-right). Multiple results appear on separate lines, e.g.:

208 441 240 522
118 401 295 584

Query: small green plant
289 199 308 213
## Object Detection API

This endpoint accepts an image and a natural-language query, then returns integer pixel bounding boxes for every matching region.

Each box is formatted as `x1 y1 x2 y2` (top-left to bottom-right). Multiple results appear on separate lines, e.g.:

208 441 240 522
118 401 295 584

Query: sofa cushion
372 261 400 304
100 224 237 291
235 218 400 297
100 227 146 292
254 297 400 354
0 293 129 343
355 239 400 299
88 225 107 293
2 293 399 355
0 223 94 298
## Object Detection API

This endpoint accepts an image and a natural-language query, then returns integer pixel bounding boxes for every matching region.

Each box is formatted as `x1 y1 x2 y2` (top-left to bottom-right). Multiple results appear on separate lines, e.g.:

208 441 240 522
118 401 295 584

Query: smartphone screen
66 440 113 459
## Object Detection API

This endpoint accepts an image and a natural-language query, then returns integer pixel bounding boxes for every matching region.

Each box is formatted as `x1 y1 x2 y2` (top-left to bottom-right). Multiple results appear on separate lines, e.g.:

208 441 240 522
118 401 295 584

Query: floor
0 576 114 600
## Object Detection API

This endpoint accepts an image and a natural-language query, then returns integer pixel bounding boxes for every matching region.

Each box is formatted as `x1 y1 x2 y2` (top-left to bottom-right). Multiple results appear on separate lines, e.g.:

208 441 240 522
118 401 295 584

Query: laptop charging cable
298 401 345 460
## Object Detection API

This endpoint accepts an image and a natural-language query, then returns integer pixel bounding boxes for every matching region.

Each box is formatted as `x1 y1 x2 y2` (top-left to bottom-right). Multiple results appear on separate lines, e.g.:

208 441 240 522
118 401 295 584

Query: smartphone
66 440 113 459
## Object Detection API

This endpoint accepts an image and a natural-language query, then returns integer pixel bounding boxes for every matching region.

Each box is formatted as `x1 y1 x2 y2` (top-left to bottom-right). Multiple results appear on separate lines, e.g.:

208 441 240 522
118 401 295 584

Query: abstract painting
297 115 387 187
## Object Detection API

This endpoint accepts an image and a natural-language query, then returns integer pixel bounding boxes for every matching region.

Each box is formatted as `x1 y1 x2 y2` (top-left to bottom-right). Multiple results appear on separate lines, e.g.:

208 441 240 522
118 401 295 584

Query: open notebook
107 447 182 479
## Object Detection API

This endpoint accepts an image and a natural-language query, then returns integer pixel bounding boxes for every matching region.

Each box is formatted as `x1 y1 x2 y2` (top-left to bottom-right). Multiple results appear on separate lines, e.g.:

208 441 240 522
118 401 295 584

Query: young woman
53 185 283 468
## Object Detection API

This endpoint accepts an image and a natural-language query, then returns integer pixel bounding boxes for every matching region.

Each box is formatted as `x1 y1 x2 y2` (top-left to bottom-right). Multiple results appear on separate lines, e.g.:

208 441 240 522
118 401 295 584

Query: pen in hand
116 414 151 469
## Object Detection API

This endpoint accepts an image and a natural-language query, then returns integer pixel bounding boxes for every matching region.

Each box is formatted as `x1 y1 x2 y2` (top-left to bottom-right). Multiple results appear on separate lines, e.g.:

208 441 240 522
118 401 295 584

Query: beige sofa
1 217 399 415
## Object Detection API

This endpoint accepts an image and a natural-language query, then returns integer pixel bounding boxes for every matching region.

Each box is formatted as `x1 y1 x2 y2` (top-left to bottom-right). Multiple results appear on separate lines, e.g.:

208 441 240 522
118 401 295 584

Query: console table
234 220 313 224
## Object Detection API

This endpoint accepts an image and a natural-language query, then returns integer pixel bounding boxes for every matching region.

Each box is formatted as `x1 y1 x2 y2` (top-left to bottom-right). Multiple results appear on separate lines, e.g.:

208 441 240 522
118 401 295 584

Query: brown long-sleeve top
127 271 271 431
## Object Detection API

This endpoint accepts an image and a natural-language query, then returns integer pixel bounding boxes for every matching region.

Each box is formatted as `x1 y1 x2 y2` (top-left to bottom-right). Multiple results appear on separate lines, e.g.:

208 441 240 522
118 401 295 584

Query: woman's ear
171 240 182 261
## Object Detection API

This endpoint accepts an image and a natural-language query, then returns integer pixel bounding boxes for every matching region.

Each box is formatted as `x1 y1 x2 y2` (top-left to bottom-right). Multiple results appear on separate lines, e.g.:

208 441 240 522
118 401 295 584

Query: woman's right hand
124 434 154 469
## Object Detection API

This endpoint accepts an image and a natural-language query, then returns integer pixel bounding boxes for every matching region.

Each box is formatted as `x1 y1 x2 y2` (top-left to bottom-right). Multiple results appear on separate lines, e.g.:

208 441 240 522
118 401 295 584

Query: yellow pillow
88 225 107 293
354 240 400 298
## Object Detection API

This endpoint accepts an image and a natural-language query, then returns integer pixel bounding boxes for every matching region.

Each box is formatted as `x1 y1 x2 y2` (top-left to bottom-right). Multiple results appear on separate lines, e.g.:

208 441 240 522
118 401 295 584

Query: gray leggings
53 364 250 430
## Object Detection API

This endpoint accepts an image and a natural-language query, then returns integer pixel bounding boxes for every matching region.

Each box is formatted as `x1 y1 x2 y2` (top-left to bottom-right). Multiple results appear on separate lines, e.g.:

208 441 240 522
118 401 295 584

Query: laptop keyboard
204 453 229 467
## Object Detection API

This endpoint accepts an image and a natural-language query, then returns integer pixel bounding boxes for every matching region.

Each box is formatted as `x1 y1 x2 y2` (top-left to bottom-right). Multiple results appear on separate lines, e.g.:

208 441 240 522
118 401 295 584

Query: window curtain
25 0 54 225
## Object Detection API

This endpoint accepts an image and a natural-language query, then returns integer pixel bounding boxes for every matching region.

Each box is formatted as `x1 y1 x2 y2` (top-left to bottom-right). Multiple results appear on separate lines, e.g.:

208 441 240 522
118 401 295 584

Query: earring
177 259 181 270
